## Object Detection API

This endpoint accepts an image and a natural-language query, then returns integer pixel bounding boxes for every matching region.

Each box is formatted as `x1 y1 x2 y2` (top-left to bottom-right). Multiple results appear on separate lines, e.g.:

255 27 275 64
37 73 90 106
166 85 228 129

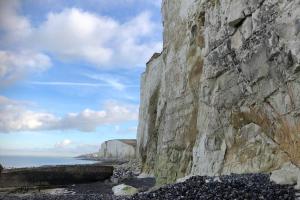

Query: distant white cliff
78 139 136 162
98 139 136 161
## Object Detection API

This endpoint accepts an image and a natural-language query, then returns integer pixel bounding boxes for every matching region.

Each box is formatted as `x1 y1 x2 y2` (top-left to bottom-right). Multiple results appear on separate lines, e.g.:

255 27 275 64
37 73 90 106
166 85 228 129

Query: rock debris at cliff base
122 174 296 200
1 174 298 200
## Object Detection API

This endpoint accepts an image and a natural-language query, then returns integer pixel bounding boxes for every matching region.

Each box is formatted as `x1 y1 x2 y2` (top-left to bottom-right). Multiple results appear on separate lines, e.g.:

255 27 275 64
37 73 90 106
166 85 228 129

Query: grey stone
270 162 300 189
227 1 247 27
240 17 253 40
231 30 243 50
112 184 138 196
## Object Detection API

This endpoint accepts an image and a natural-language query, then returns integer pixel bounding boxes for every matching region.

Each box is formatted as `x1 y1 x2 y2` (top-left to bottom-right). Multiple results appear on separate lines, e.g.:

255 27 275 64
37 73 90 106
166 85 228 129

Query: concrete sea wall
0 164 113 188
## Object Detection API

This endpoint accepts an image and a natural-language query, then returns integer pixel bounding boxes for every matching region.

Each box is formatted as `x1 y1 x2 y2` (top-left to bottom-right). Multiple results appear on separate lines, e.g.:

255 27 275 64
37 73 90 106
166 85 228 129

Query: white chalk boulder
112 184 138 196
270 162 300 189
176 175 194 183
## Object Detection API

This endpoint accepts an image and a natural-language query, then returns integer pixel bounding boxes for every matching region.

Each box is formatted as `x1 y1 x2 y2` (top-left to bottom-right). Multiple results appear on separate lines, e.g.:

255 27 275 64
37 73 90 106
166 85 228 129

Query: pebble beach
1 173 298 200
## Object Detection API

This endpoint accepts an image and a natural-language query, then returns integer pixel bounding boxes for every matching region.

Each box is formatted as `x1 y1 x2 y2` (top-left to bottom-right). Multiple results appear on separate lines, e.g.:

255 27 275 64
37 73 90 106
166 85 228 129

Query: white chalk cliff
137 0 300 184
98 139 136 161
77 139 136 161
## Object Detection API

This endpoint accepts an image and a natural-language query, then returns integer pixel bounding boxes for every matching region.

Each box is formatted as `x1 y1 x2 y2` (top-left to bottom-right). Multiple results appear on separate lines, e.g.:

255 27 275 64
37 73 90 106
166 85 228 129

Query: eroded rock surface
270 162 300 189
112 184 138 196
137 0 300 184
111 160 141 184
99 140 136 161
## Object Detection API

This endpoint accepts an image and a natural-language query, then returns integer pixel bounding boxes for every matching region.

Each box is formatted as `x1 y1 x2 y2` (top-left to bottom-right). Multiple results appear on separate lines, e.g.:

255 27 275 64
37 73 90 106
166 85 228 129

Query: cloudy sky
0 0 162 156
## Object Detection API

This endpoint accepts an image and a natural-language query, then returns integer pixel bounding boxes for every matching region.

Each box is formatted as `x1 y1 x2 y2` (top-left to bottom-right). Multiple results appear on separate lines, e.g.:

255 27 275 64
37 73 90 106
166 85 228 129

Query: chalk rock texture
137 0 300 184
112 184 138 196
98 139 136 161
270 162 300 189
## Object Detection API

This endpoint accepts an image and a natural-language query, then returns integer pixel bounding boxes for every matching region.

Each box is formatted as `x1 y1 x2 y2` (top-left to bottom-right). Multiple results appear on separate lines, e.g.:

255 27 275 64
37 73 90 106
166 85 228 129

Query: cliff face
99 139 136 161
137 0 300 184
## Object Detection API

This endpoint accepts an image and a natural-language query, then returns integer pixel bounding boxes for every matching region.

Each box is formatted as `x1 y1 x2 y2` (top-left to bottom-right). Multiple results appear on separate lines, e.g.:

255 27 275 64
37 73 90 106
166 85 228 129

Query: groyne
0 164 113 188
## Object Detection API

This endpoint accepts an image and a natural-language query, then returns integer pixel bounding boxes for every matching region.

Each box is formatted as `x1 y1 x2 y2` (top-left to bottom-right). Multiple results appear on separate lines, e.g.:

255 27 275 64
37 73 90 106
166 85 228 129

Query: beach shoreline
0 160 298 200
0 173 298 200
0 160 155 200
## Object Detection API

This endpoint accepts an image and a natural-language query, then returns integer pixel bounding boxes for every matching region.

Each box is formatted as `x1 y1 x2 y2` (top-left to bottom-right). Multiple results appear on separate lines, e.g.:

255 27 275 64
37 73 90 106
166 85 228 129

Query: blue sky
0 0 162 156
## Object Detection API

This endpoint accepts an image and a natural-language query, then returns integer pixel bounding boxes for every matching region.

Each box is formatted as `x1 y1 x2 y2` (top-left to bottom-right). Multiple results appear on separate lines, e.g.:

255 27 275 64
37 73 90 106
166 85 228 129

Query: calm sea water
0 155 97 168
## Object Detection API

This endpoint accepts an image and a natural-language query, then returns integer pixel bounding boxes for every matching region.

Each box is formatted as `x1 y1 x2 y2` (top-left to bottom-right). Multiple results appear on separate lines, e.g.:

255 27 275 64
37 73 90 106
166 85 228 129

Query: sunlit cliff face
137 0 300 184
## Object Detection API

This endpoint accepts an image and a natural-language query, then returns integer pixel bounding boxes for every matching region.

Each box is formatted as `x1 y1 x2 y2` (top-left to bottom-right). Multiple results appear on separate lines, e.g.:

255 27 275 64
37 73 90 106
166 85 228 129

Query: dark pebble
119 173 296 200
0 174 296 200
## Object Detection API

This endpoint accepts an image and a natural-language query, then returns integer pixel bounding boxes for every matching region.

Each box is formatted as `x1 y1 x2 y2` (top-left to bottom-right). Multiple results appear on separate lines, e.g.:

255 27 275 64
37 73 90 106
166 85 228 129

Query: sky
0 0 162 157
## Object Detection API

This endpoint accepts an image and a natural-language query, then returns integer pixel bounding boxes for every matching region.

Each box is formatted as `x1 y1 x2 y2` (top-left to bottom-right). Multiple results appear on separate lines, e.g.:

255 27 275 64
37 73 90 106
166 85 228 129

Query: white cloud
55 139 72 148
30 8 115 65
0 50 51 87
0 143 101 157
0 96 138 133
82 73 140 91
30 9 162 66
55 101 138 132
28 81 122 88
27 79 139 91
84 74 126 91
0 2 162 68
0 0 32 44
0 1 162 88
0 96 19 106
0 1 51 87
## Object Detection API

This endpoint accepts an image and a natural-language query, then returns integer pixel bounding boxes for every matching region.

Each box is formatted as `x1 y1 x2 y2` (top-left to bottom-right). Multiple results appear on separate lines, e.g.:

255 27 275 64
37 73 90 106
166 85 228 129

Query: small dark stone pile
111 160 141 184
119 174 296 200
111 168 135 183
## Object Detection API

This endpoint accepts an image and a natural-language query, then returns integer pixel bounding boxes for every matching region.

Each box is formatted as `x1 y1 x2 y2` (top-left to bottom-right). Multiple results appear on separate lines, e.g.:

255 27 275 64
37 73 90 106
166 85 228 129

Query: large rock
112 184 138 196
137 0 300 184
270 162 300 189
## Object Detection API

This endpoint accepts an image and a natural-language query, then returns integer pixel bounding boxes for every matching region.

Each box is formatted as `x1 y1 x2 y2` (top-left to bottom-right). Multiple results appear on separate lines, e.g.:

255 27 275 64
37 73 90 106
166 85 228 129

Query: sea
0 155 97 169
